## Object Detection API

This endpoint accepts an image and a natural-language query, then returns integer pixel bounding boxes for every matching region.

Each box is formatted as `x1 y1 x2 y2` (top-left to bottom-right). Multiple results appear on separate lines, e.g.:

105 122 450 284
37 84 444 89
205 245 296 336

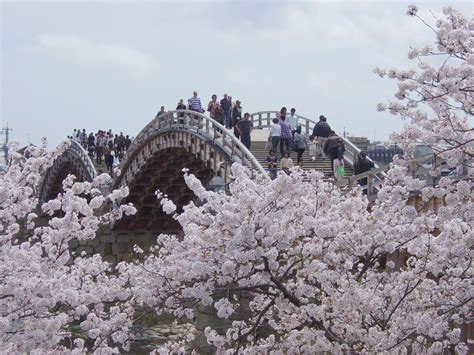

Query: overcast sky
1 0 472 147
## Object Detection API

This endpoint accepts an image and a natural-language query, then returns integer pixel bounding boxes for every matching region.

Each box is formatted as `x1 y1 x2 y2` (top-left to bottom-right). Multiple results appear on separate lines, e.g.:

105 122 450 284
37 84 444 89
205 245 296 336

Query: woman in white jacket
269 118 281 158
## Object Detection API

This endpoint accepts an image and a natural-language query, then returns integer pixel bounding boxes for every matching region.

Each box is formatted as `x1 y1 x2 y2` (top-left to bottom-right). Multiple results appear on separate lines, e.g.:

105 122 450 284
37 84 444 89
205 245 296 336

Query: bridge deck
249 140 353 177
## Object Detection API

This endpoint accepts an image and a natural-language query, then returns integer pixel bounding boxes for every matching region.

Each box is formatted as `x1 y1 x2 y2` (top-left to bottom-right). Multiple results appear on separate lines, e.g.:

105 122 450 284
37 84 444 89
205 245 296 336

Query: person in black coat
312 115 332 138
232 100 243 139
354 152 374 193
313 115 332 158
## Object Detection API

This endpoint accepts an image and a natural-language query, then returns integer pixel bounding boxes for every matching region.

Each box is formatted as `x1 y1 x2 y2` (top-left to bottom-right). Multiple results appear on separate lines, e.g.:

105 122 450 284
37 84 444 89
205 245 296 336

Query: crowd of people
265 109 347 181
68 90 373 185
153 92 375 186
68 129 132 174
266 109 374 188
155 91 254 150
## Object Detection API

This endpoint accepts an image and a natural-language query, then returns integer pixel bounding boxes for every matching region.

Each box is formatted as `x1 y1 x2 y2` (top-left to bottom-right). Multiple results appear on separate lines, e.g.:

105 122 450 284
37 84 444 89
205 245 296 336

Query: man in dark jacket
232 100 243 139
324 132 345 175
312 115 331 137
236 112 253 149
354 152 374 193
220 94 232 128
312 115 332 158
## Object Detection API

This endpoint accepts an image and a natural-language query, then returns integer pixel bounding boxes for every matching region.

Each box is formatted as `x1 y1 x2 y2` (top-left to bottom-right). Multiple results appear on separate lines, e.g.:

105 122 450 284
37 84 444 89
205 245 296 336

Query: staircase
249 141 353 178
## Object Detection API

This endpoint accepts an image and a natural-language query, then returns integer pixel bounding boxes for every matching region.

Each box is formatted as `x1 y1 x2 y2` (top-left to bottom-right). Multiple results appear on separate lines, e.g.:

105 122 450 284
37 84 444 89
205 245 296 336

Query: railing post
367 175 373 197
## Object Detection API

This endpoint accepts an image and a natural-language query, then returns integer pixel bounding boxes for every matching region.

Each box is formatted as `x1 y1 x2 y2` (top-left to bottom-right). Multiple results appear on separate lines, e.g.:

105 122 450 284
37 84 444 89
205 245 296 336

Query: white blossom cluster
374 6 473 171
0 141 137 353
121 162 472 353
0 5 472 353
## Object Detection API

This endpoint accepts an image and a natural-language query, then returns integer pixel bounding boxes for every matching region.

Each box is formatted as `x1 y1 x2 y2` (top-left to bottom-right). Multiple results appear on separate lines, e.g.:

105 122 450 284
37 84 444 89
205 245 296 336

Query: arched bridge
39 109 377 236
39 139 97 203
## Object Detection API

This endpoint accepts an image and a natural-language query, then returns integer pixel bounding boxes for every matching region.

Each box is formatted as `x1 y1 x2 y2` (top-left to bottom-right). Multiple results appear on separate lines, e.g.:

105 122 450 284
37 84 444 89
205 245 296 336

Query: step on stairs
249 141 353 179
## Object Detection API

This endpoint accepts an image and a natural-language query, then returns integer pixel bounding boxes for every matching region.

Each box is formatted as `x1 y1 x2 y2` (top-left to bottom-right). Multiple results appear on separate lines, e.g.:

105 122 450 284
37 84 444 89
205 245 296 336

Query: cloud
36 33 156 77
210 1 453 50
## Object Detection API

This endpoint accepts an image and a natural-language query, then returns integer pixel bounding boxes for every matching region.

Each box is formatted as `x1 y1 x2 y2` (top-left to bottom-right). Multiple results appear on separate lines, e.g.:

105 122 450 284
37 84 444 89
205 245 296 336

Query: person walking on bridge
269 118 281 158
220 94 232 129
232 100 242 139
293 126 307 166
280 151 294 175
325 134 345 177
279 107 287 122
331 139 345 182
287 108 299 134
236 112 253 149
155 106 166 119
207 94 219 119
176 99 187 124
188 91 203 113
279 116 292 157
287 108 299 152
312 115 332 158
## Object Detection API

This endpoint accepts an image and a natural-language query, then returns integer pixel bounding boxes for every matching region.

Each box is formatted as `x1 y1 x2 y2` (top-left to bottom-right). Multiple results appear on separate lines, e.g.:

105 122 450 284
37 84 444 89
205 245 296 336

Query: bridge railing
68 139 97 180
39 139 97 203
121 109 267 179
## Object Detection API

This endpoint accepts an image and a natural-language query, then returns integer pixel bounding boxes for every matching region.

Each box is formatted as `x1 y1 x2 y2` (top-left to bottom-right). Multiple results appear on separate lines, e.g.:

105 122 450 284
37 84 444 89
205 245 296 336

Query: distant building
347 136 370 152
366 144 403 164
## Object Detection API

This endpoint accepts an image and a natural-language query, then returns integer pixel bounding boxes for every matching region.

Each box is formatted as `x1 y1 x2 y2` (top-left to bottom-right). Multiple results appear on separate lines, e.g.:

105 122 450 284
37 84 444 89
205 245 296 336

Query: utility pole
1 123 13 165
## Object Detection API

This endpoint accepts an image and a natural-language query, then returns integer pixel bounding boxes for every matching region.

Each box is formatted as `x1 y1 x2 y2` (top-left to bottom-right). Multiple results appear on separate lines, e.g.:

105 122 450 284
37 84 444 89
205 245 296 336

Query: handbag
338 165 345 177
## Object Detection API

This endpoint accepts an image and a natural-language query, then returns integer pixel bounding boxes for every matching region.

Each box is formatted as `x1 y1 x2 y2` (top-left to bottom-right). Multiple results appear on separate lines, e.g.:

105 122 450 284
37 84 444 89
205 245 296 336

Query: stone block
78 239 90 246
100 234 116 243
94 244 106 255
89 238 100 248
112 242 132 256
116 234 132 243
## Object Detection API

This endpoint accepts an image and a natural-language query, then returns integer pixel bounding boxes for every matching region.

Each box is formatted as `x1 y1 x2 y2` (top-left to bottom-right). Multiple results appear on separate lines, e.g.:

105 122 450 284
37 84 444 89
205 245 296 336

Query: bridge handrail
39 139 97 203
120 109 267 179
68 139 97 180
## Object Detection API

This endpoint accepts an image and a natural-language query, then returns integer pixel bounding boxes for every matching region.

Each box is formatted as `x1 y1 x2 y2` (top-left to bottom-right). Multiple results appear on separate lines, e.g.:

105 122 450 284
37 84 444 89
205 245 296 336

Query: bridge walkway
249 140 354 177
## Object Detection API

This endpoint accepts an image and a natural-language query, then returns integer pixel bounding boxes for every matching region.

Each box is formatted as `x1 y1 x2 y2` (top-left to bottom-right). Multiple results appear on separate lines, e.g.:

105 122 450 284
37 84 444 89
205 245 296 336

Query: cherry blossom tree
124 162 472 353
120 6 473 353
0 4 472 354
0 141 137 353
375 5 473 173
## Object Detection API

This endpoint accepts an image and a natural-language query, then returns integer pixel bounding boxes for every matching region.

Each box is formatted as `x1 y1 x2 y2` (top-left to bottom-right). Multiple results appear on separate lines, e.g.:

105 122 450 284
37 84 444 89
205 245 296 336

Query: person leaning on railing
176 99 187 124
354 152 374 194
232 101 243 139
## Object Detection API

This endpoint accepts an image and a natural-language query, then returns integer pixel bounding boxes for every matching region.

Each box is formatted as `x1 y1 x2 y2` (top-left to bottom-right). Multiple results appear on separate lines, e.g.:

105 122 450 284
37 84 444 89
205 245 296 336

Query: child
308 135 318 161
280 152 294 175
267 149 278 180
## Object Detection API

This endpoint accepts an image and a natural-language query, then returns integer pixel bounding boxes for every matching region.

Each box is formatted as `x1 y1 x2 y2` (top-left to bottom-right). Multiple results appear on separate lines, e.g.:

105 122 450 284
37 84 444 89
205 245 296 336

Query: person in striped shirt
188 91 203 113
279 116 293 157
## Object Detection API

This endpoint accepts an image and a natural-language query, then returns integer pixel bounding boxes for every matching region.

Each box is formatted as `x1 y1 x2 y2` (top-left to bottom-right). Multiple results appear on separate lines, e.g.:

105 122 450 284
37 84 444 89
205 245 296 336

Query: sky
1 0 473 147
